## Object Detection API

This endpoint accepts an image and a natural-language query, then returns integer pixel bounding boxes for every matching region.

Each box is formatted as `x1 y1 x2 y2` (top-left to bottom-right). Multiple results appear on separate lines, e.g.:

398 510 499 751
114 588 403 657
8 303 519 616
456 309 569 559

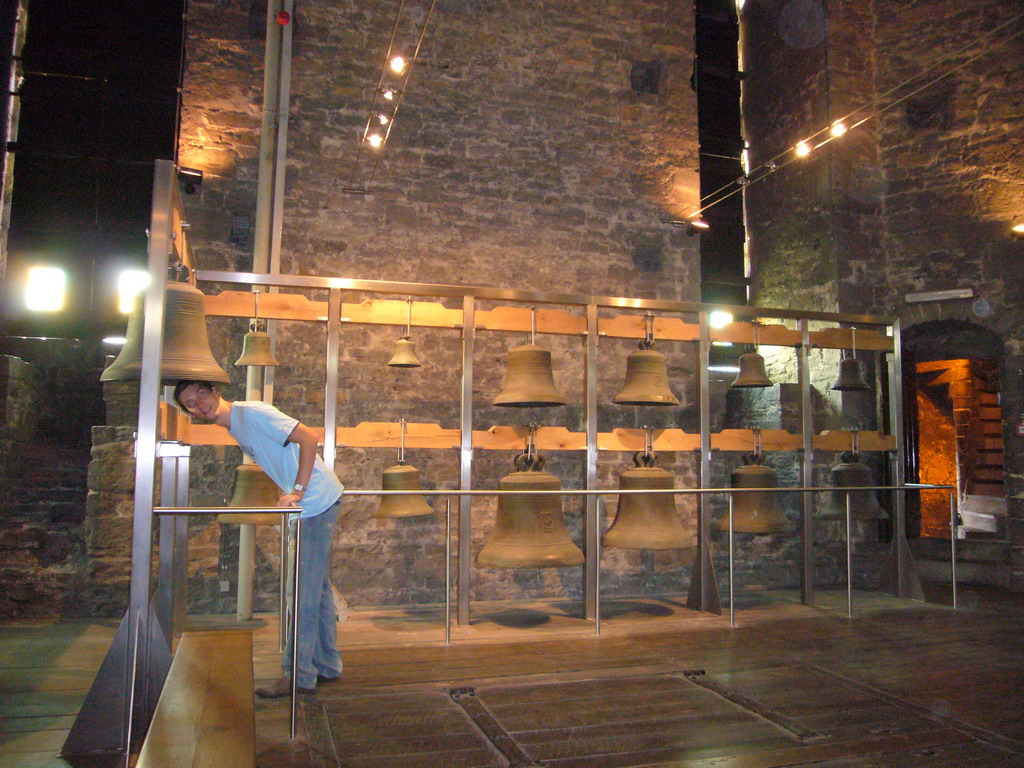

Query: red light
276 10 291 25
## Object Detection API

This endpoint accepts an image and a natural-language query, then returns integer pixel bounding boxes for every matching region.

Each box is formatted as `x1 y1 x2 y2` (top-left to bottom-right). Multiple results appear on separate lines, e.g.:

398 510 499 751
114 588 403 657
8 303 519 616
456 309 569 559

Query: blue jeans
284 500 343 688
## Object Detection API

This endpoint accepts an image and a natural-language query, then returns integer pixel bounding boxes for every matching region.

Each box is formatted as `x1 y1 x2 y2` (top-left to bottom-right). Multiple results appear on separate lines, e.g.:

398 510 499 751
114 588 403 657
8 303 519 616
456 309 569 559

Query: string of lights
684 8 1024 224
343 0 439 194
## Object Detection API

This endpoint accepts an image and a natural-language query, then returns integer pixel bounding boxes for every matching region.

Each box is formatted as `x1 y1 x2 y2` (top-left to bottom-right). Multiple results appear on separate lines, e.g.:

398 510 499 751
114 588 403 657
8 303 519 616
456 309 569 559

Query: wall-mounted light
709 310 733 329
686 218 710 236
25 266 66 312
117 269 150 314
178 167 203 194
1012 222 1024 239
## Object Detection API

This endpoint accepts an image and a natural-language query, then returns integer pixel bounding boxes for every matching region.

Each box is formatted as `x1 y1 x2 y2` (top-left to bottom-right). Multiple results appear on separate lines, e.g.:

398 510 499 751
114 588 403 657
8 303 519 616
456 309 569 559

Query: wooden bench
137 630 255 768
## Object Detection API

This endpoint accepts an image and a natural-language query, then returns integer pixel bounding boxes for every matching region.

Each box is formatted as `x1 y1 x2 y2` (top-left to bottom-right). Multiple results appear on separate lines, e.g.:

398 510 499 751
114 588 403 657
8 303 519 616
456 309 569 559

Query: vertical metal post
172 449 190 638
289 517 302 739
687 311 721 614
458 296 475 625
846 492 853 619
323 289 341 468
268 0 295 276
728 493 735 628
594 496 603 636
157 441 190 642
889 318 907 591
798 318 815 605
445 498 451 644
950 492 958 610
124 160 175 751
278 522 287 652
583 303 599 619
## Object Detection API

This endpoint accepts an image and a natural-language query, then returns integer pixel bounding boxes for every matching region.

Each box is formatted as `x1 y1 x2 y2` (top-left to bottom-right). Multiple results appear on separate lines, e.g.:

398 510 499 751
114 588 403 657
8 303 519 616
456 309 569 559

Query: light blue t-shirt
227 400 343 520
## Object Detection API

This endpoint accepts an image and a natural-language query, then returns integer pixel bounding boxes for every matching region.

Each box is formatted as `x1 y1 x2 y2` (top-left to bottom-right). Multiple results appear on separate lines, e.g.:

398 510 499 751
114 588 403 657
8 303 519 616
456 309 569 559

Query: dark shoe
255 675 315 698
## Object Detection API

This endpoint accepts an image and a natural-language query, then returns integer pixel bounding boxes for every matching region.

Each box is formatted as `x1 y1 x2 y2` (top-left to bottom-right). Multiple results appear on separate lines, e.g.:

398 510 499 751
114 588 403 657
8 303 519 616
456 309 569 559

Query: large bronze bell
101 281 230 384
477 453 584 568
387 337 422 367
217 463 282 526
831 356 871 391
821 451 888 520
374 462 434 518
718 451 793 533
603 452 688 549
492 344 567 407
731 351 773 388
235 325 278 367
613 348 679 406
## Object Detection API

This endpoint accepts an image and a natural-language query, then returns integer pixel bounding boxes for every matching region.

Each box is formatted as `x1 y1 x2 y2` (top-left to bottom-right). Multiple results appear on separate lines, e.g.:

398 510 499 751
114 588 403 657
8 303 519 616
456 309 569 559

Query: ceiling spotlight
366 133 384 148
376 113 390 125
686 218 710 236
830 121 847 137
381 87 398 101
389 56 406 73
795 141 811 157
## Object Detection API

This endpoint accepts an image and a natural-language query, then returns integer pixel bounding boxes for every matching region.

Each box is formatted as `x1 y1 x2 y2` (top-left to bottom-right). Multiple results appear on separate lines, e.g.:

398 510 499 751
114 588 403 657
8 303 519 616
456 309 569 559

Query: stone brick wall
742 0 1024 589
176 0 713 609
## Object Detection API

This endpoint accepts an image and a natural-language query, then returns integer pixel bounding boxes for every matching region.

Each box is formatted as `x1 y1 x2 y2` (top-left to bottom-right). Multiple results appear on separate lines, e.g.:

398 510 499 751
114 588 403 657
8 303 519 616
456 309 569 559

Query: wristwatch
293 483 305 492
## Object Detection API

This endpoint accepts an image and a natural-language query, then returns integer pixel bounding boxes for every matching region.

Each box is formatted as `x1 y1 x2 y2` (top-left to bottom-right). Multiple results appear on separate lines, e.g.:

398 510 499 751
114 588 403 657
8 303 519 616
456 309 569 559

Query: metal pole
289 517 302 739
950 491 958 610
595 497 602 636
445 498 451 645
584 302 599 619
798 318 815 604
846 492 853 619
728 493 735 628
458 296 475 625
889 317 908 595
279 522 287 652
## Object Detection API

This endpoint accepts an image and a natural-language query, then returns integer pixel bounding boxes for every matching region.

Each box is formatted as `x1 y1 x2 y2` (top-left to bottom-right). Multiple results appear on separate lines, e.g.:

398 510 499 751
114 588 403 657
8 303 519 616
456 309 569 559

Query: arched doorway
902 320 1005 539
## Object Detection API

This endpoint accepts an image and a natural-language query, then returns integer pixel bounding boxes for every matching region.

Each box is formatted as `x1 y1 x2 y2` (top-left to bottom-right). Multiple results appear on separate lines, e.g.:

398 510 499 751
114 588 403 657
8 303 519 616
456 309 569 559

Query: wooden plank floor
2 584 1023 767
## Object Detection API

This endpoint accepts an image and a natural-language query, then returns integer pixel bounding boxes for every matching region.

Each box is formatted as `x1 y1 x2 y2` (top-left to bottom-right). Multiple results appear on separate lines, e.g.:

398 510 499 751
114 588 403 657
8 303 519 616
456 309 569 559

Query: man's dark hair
172 380 221 412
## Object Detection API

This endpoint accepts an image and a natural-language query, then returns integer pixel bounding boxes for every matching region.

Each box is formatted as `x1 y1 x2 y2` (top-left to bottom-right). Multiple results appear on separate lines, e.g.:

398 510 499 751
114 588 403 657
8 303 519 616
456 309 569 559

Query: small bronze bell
235 325 278 367
603 452 688 549
831 357 871 391
613 348 680 406
101 281 230 384
374 462 434 518
387 337 422 368
477 453 584 568
821 451 888 520
731 352 773 388
492 344 567 407
718 451 793 533
217 463 282 526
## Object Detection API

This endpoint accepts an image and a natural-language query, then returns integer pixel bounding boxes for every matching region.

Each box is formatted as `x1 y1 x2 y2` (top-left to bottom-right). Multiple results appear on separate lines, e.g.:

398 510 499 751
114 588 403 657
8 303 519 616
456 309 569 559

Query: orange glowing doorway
913 359 1003 539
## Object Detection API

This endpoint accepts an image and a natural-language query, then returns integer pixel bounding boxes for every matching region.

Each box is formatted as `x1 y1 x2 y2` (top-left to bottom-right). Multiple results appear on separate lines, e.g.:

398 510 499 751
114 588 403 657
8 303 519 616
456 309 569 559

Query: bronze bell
235 327 278 367
718 452 793 533
387 337 422 368
374 462 434 518
492 344 567 407
831 357 871 391
101 281 230 384
731 351 773 388
603 452 688 549
821 451 888 520
217 463 282 526
477 453 584 568
613 348 680 406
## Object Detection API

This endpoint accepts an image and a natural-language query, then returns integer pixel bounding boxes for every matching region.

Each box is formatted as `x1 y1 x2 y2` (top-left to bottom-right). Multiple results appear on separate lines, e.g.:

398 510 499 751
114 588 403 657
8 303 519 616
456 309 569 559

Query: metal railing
156 480 955 736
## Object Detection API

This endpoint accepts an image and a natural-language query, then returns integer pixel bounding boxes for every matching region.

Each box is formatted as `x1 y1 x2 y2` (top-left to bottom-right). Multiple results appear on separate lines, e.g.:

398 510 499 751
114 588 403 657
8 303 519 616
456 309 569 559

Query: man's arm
278 421 320 507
